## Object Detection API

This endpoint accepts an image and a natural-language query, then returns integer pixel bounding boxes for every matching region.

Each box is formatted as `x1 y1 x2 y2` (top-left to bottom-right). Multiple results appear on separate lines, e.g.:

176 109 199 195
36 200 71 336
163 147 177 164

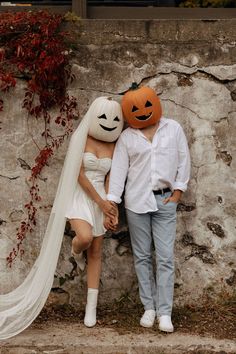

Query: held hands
99 200 118 219
104 214 118 231
103 202 119 231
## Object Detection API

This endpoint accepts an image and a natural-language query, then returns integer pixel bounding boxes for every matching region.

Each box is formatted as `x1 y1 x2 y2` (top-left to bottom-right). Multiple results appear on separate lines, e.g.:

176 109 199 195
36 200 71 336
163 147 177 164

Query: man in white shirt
106 85 190 332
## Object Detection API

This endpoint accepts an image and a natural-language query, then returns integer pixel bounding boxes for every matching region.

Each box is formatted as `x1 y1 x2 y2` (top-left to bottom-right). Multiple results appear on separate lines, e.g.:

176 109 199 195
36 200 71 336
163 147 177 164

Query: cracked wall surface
0 20 235 308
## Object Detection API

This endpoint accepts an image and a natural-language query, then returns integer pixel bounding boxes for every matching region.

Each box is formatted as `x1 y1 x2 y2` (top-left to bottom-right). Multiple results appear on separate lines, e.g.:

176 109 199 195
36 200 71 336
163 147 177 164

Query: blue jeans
126 192 177 316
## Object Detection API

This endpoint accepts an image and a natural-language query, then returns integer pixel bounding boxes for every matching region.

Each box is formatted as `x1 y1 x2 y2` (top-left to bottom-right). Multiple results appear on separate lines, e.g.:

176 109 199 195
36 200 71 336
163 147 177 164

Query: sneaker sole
158 325 174 333
84 321 96 328
140 321 155 328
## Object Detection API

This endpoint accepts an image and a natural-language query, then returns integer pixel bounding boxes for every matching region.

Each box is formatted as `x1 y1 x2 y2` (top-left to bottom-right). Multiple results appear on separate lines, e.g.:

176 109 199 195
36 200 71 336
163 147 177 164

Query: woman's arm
78 164 116 218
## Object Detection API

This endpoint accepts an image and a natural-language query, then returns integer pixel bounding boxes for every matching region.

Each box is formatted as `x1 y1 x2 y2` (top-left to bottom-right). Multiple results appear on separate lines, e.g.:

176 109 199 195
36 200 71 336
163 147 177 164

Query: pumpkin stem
130 82 139 90
107 97 113 100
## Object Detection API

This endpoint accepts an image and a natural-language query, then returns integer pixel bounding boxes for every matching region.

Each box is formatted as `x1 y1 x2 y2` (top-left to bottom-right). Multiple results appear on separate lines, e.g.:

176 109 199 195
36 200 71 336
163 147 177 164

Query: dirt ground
34 291 236 341
1 294 235 354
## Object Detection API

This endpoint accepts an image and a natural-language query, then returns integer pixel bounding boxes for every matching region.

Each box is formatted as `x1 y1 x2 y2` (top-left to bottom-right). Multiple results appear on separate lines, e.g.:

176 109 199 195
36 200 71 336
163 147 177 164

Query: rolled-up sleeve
107 135 129 203
173 125 191 192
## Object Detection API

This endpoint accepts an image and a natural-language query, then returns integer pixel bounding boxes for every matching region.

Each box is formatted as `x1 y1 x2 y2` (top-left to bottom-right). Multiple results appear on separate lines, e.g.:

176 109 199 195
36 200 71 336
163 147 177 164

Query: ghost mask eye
98 114 107 119
113 116 120 122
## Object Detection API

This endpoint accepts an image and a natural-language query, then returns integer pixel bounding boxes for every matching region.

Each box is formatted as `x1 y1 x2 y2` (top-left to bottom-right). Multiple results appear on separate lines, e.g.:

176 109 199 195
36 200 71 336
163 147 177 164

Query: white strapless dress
65 152 112 236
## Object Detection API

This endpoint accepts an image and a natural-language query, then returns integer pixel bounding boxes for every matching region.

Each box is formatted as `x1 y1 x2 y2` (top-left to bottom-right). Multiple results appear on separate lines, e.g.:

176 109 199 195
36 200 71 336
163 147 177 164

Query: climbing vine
0 11 78 266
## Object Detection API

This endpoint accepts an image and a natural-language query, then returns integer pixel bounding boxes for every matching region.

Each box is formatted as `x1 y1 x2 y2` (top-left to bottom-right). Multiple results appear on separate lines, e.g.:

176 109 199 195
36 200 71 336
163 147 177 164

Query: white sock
84 288 98 327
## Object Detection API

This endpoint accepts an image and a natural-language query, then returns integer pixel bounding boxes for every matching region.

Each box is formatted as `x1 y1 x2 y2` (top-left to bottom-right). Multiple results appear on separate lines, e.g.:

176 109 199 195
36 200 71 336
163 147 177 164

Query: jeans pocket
165 201 178 209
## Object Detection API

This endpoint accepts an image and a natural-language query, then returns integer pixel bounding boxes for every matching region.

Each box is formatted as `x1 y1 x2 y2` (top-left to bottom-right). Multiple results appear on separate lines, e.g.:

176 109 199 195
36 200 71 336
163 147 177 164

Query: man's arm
107 135 129 204
173 125 191 192
104 135 129 231
164 125 190 204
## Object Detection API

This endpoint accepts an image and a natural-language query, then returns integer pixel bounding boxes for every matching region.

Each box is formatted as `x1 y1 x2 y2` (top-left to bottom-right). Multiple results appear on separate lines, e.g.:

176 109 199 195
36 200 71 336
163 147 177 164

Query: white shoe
158 315 174 332
140 309 156 328
71 247 85 271
84 288 98 328
84 304 97 327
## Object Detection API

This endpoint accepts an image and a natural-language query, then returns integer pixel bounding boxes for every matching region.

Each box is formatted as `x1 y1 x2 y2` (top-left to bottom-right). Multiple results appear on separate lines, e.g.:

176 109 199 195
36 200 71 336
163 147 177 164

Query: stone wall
0 19 236 308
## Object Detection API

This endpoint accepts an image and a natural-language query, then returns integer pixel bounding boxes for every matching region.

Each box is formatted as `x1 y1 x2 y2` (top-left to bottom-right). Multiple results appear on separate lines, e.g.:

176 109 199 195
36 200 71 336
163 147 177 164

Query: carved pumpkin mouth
99 124 117 131
135 112 152 121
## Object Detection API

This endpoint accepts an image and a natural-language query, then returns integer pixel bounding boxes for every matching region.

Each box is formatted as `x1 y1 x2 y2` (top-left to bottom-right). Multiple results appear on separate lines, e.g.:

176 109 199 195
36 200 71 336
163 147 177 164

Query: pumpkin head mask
121 83 162 129
88 97 124 142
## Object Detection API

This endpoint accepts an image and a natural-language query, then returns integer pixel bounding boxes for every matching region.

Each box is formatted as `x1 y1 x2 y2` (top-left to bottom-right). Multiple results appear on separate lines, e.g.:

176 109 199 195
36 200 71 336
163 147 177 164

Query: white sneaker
140 309 156 328
158 315 174 332
71 247 85 271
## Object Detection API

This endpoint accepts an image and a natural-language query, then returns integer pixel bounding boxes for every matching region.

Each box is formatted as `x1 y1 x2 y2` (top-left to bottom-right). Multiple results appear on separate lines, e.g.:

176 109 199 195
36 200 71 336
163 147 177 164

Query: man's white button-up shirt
107 117 191 214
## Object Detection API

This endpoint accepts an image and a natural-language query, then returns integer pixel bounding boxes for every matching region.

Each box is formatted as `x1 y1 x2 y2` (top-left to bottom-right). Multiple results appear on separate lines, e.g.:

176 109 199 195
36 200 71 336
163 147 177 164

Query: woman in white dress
65 96 124 327
0 96 123 339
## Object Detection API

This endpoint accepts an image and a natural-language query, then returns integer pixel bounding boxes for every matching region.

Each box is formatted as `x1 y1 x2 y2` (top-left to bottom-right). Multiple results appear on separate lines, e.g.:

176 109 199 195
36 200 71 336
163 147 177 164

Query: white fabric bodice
83 152 111 185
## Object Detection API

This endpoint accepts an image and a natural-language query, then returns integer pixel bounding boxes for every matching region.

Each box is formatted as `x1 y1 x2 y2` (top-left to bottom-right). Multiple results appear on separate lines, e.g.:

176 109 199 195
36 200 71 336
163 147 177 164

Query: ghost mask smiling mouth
98 113 121 132
88 97 124 142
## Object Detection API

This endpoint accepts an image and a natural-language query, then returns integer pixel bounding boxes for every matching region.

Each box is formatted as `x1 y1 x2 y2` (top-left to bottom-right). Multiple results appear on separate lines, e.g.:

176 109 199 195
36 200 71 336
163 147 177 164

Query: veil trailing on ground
0 97 115 340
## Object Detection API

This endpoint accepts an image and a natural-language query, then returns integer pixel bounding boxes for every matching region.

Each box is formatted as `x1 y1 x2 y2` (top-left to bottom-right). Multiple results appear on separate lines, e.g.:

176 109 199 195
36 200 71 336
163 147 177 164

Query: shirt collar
129 116 169 138
158 117 169 130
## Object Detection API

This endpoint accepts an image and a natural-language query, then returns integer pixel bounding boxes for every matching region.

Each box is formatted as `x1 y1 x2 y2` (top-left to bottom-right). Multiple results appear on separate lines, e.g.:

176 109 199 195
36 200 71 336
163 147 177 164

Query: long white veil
0 97 108 340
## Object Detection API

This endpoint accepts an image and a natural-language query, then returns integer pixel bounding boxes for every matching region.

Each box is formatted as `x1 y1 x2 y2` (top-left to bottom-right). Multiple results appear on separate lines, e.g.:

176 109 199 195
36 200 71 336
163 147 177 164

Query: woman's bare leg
69 220 104 327
70 219 93 253
84 235 103 327
87 235 103 289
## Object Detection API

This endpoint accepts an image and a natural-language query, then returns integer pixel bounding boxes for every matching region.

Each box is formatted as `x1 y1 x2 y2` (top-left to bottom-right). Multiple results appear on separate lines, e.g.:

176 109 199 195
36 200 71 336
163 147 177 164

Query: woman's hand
104 215 118 231
99 200 118 218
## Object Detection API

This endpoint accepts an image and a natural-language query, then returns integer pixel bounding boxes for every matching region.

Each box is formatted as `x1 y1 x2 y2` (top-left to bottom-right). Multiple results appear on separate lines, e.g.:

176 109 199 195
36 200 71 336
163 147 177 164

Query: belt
153 187 171 195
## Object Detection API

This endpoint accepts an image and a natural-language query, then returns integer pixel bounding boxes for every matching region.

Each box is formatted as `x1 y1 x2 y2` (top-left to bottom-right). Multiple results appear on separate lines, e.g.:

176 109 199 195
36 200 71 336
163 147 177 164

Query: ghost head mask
88 97 124 142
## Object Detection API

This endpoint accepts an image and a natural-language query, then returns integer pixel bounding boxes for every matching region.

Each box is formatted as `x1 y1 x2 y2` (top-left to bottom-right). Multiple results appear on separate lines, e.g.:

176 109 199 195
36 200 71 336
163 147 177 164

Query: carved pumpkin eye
132 105 138 112
145 100 152 107
113 116 120 122
98 114 107 119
